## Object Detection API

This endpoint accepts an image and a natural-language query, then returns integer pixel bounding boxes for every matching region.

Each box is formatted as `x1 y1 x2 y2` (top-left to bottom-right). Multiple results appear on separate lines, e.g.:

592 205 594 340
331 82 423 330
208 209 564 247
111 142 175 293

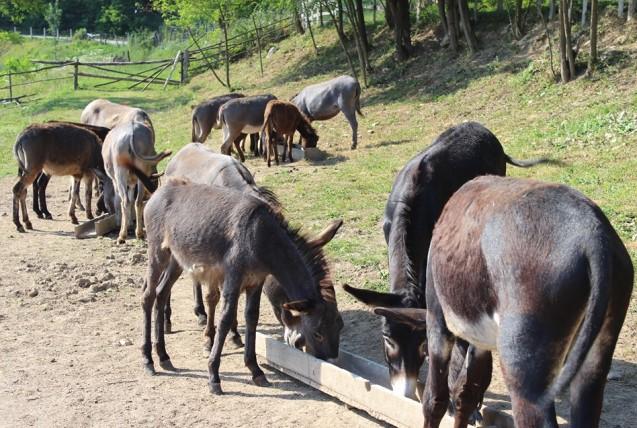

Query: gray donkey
142 178 341 394
164 143 343 356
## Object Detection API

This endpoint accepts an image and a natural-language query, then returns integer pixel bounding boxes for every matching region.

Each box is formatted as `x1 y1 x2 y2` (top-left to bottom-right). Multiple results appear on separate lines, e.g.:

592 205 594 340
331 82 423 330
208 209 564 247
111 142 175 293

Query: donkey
344 122 552 404
81 98 154 133
262 100 319 167
191 93 245 143
376 176 634 428
101 121 170 244
164 142 281 339
218 94 277 162
12 122 110 232
164 143 344 356
291 75 363 149
142 179 341 395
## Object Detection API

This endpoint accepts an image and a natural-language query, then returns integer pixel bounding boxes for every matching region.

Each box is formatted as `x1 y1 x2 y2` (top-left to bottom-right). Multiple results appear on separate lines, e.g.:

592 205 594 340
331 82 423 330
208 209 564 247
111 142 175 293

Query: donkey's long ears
374 307 428 330
343 284 404 308
309 219 344 248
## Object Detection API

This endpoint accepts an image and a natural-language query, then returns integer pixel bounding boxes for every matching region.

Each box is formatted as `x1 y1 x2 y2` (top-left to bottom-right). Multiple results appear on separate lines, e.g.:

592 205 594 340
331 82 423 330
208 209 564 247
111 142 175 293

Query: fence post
221 15 231 88
252 16 264 76
13 26 16 33
8 72 13 101
70 29 72 38
30 27 32 38
43 28 46 38
56 28 59 38
73 59 79 90
180 50 189 84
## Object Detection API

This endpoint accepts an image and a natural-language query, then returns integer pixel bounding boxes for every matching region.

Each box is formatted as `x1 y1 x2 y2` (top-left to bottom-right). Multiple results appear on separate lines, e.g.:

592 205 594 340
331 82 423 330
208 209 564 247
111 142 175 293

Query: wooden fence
1 16 295 103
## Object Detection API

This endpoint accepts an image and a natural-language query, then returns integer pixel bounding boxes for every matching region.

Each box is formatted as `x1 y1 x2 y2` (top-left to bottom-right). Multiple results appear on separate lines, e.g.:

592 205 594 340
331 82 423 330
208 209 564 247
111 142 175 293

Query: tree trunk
446 0 459 52
497 0 503 12
512 0 524 38
344 0 369 85
628 0 636 20
322 0 359 81
619 0 625 17
384 0 395 29
373 0 377 23
320 2 325 26
581 0 589 26
355 0 370 52
438 0 449 40
387 0 412 60
416 0 422 24
588 0 598 73
458 0 478 52
293 0 306 34
558 0 571 82
549 0 556 19
338 0 344 29
563 0 576 78
302 0 319 55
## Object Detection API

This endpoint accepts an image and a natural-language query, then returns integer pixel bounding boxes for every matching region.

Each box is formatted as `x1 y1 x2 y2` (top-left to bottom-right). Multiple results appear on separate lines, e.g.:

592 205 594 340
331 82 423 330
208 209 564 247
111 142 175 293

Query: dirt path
0 176 634 427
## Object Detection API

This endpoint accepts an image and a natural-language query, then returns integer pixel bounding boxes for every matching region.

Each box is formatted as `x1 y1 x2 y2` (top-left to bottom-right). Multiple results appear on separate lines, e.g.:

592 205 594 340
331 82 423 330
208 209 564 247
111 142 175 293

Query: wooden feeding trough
255 332 516 428
74 214 118 239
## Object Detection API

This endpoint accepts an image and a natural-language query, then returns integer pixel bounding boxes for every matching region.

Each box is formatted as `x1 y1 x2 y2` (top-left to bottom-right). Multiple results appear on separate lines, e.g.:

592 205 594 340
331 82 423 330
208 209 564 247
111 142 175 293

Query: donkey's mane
266 205 336 303
251 185 283 213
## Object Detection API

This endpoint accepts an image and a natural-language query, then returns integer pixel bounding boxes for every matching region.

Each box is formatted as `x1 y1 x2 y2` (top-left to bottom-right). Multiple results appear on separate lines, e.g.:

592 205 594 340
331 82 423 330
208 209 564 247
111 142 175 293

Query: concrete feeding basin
74 214 117 239
255 332 517 428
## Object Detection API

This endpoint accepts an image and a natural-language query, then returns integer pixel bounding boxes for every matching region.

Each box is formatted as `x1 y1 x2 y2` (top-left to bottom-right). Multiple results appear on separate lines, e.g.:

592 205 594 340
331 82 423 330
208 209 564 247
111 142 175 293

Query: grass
1 14 636 293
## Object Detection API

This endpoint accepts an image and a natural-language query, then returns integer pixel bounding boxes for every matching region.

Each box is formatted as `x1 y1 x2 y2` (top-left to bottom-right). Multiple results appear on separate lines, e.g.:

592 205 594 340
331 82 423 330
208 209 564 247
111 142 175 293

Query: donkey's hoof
230 335 244 349
117 237 126 245
202 346 211 358
159 359 176 371
144 363 157 376
44 213 52 220
136 231 145 240
36 212 44 219
164 321 172 334
16 225 26 233
87 213 94 220
209 382 223 395
197 314 208 327
253 374 270 387
25 221 33 230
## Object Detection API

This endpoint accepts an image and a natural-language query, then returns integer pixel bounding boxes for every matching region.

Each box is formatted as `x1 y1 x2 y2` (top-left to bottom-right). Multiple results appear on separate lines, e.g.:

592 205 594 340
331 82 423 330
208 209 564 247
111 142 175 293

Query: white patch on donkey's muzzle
390 364 418 399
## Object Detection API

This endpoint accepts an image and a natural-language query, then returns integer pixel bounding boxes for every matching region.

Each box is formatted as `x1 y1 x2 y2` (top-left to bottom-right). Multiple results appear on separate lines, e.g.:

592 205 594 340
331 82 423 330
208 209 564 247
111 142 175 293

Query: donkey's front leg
208 278 241 395
244 283 269 387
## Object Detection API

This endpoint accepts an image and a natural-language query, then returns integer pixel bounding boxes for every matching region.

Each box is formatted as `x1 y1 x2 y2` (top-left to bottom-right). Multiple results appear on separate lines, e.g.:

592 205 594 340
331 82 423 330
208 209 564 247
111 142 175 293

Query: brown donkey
262 100 319 167
12 122 109 232
142 179 340 394
377 176 634 428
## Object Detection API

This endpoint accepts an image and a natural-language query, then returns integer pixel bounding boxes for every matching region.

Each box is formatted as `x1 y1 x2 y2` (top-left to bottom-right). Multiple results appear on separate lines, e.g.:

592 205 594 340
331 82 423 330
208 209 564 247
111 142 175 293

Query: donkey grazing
191 93 245 143
164 143 344 356
376 176 634 428
102 121 170 244
262 100 319 167
344 122 551 405
142 179 341 395
12 122 109 232
218 94 277 162
291 75 362 149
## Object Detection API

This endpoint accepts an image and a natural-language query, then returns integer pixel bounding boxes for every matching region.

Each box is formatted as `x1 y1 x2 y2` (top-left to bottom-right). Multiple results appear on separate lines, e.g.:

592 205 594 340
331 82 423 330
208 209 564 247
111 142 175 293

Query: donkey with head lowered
142 178 341 394
376 176 633 428
164 143 344 356
344 122 552 417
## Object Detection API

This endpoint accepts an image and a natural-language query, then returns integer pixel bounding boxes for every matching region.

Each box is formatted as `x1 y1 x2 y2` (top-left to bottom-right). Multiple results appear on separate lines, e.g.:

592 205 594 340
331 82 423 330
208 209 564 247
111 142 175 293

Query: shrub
73 28 88 41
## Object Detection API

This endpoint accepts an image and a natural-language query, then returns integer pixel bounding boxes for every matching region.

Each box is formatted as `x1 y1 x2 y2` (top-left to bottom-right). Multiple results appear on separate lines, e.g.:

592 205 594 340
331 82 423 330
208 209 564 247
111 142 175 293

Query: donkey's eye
313 332 324 342
383 335 397 350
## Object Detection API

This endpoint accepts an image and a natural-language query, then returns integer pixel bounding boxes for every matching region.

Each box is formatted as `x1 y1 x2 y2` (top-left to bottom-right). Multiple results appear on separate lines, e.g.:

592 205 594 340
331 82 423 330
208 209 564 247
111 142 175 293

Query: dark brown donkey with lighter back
344 122 554 422
376 176 633 428
142 178 341 394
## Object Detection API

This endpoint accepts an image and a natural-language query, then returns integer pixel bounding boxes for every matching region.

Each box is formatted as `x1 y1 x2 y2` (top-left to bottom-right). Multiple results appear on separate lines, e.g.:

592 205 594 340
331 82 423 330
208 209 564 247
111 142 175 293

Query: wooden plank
255 332 447 428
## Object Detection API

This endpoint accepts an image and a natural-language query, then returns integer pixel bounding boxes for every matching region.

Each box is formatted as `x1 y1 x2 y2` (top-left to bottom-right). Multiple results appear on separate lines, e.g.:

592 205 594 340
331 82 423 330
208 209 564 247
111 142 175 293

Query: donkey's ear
283 299 315 316
309 219 344 248
343 284 404 308
373 307 428 330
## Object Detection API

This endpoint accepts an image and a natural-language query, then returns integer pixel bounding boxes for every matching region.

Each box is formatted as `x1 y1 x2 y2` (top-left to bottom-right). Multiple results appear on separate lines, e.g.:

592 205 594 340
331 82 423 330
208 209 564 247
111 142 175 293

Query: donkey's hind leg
37 173 52 219
244 282 269 387
230 316 244 348
154 256 182 372
192 280 208 326
203 282 220 357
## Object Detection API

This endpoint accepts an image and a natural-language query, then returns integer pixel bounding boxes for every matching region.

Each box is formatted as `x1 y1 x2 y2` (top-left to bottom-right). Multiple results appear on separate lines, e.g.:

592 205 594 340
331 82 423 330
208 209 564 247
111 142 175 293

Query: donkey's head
281 220 345 360
343 284 427 399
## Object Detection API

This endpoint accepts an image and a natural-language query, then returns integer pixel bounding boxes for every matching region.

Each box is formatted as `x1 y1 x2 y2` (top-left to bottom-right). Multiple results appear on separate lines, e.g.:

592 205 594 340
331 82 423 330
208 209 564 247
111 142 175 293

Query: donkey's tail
355 81 364 117
504 154 560 168
191 116 200 143
13 141 26 176
541 246 611 406
129 130 172 164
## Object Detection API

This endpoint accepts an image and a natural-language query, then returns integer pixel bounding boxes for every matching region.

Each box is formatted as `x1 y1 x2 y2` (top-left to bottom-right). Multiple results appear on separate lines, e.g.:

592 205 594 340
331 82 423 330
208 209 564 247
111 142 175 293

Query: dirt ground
1 176 635 428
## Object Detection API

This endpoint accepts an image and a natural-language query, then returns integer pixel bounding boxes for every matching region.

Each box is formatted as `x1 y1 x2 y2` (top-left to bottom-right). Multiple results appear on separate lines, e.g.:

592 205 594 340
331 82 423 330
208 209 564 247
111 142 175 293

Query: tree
587 0 598 74
628 0 635 20
354 0 369 52
0 0 44 22
386 0 411 60
44 0 61 33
